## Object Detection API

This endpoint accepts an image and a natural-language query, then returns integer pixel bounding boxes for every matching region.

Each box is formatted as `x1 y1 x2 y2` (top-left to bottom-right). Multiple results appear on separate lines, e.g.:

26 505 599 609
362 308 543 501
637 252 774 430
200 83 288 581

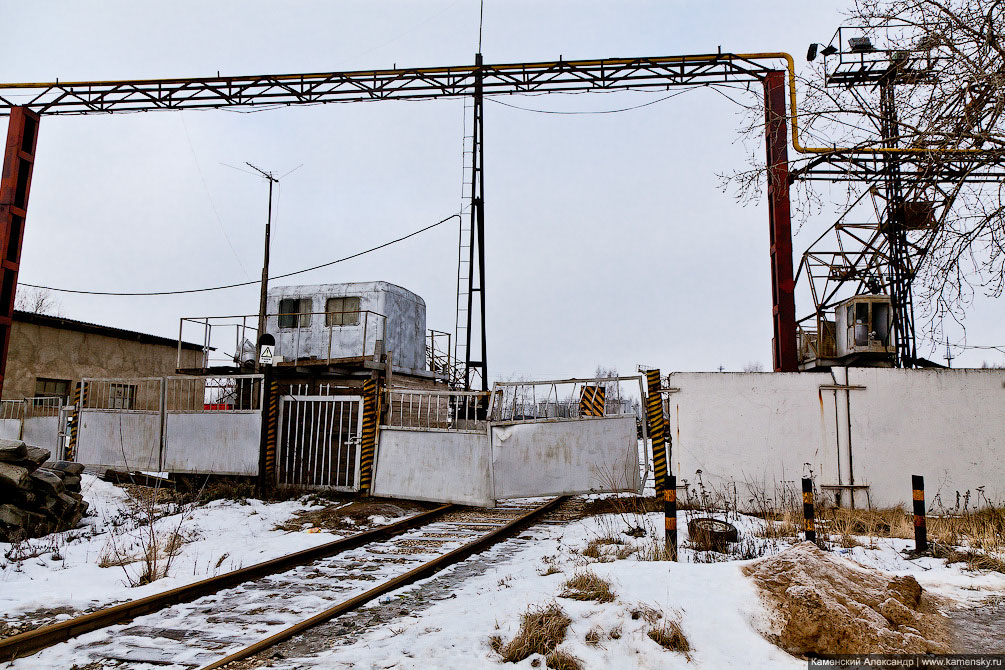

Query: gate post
0 107 41 399
358 376 380 494
645 369 668 494
257 368 277 495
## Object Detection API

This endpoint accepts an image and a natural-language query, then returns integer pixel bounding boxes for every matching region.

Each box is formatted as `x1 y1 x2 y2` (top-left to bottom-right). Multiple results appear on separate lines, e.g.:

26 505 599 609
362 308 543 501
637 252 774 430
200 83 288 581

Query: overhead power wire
21 213 460 297
486 88 692 115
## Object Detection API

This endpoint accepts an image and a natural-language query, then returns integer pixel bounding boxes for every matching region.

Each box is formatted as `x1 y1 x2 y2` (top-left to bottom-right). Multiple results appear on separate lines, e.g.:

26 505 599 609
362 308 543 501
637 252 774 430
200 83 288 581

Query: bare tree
14 286 62 316
742 361 765 373
725 0 1005 348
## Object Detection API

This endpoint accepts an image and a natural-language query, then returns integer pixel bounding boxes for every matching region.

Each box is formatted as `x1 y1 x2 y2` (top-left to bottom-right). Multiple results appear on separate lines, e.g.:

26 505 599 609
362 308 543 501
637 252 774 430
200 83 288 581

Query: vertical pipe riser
763 73 797 373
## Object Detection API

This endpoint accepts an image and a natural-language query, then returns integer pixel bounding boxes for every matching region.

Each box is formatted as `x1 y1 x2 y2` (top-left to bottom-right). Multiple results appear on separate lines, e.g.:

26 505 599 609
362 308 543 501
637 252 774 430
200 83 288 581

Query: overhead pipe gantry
0 52 804 397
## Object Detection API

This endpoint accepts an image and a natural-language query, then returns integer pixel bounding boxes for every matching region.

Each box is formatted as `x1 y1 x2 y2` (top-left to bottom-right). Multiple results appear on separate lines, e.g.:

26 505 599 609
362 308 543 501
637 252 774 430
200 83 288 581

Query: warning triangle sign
259 345 274 365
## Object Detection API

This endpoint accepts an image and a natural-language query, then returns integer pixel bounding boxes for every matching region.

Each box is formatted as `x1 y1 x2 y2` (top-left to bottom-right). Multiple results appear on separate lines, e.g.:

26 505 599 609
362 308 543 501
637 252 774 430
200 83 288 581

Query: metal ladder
453 97 475 387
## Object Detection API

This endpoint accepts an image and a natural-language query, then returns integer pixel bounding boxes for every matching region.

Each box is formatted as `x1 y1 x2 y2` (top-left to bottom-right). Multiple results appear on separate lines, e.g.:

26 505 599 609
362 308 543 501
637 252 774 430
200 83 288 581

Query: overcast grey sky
3 1 1003 377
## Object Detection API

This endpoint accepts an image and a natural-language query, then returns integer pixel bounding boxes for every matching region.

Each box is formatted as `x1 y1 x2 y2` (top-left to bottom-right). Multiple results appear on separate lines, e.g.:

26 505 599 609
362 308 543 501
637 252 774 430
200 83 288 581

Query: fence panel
162 375 263 475
75 378 164 472
491 415 640 499
371 428 493 506
384 389 486 430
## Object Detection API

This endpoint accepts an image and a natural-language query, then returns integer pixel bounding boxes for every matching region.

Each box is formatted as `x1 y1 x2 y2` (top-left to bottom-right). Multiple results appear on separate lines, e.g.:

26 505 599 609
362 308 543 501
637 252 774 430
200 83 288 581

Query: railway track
0 496 564 669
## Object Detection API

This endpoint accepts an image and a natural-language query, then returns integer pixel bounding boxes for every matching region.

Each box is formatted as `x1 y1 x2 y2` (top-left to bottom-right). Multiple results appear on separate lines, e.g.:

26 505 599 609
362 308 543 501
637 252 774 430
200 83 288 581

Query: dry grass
823 507 914 539
635 536 678 562
753 508 802 540
933 543 1005 574
100 484 197 586
491 603 571 663
584 626 603 646
820 506 1005 571
648 613 691 660
559 570 616 603
544 650 582 670
630 603 662 624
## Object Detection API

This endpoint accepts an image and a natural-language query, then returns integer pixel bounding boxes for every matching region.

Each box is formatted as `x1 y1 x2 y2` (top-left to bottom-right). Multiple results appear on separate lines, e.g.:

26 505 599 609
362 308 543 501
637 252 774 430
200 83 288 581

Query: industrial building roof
13 310 205 351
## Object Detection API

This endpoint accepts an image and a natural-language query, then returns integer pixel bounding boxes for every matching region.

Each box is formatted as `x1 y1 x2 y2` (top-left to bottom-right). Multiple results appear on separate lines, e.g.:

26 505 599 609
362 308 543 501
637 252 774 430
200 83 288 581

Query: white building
265 281 427 374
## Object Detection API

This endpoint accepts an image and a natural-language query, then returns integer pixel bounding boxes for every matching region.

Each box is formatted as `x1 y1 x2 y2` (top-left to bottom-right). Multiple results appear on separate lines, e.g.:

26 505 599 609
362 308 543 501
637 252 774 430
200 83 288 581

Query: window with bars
278 297 312 329
325 296 361 326
109 383 137 410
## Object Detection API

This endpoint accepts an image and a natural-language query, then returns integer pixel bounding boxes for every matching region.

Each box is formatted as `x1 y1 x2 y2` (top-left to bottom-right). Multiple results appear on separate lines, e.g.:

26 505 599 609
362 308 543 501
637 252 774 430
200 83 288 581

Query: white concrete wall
76 410 162 472
163 412 261 475
667 368 1005 509
371 428 493 506
491 416 640 499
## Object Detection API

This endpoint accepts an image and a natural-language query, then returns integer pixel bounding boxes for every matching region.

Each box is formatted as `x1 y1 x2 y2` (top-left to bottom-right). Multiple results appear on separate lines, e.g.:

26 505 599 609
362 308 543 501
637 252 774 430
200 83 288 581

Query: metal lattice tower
453 53 487 391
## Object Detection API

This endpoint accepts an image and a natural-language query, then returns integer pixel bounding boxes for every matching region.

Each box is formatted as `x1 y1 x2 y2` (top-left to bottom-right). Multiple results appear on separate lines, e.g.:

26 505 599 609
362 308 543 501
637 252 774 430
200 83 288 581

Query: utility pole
246 162 278 370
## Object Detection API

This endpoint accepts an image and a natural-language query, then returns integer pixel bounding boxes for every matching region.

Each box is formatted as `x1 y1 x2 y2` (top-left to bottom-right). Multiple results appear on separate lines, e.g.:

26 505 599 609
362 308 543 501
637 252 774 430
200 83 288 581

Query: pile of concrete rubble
0 439 88 541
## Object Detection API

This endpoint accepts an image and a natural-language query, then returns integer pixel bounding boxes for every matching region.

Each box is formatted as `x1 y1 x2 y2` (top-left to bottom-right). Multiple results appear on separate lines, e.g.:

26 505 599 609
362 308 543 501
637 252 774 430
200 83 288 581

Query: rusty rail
199 496 566 669
0 504 454 662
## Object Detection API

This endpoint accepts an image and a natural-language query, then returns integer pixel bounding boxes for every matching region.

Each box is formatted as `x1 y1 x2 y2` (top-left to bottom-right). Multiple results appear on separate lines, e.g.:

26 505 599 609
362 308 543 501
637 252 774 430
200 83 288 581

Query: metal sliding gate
277 394 364 490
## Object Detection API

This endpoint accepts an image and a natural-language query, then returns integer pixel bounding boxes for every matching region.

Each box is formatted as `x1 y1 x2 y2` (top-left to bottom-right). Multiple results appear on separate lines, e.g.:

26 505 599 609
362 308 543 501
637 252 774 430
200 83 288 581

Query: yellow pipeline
734 52 990 155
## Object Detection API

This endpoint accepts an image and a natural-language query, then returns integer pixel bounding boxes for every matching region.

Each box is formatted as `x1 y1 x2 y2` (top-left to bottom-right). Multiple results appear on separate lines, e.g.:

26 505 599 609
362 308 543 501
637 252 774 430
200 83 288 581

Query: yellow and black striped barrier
666 474 678 560
802 477 816 543
263 380 279 481
579 385 605 417
66 382 82 461
912 475 927 552
358 378 380 494
645 369 668 493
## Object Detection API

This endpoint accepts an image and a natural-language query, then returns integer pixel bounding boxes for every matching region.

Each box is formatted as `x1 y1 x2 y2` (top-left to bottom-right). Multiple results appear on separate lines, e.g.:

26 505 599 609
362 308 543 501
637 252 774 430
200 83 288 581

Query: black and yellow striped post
802 477 816 543
579 385 606 417
263 379 279 483
666 474 678 560
256 368 276 495
358 377 380 494
645 369 667 494
912 475 928 553
66 382 82 461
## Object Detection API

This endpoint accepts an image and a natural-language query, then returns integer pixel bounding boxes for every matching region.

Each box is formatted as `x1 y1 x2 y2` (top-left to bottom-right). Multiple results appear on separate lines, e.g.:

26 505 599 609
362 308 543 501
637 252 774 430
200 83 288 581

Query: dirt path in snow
947 596 1005 653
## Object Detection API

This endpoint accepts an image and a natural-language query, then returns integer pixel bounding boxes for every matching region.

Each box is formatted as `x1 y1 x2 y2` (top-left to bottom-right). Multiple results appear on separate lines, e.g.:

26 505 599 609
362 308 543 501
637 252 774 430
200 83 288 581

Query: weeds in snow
99 479 207 586
490 602 571 663
647 611 692 660
544 649 582 670
559 570 616 603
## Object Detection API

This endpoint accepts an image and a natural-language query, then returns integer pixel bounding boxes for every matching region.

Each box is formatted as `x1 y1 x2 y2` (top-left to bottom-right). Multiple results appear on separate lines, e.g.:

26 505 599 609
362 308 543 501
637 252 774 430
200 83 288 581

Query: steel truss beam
0 54 775 115
0 52 802 397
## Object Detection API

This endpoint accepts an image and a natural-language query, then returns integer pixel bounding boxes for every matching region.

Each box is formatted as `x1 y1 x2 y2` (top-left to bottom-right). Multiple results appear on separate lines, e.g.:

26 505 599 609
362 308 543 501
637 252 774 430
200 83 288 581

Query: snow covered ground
0 475 354 624
2 477 1004 669
270 509 1005 670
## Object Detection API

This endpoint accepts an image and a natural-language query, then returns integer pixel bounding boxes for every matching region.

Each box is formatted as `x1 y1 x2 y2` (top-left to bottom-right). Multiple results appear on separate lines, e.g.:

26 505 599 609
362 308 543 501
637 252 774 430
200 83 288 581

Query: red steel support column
763 72 798 372
0 107 40 397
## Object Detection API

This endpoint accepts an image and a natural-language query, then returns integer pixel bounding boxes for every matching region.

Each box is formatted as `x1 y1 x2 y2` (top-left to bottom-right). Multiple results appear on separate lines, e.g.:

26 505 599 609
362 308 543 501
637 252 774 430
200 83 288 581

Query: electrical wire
179 114 251 278
485 88 693 115
21 213 460 297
